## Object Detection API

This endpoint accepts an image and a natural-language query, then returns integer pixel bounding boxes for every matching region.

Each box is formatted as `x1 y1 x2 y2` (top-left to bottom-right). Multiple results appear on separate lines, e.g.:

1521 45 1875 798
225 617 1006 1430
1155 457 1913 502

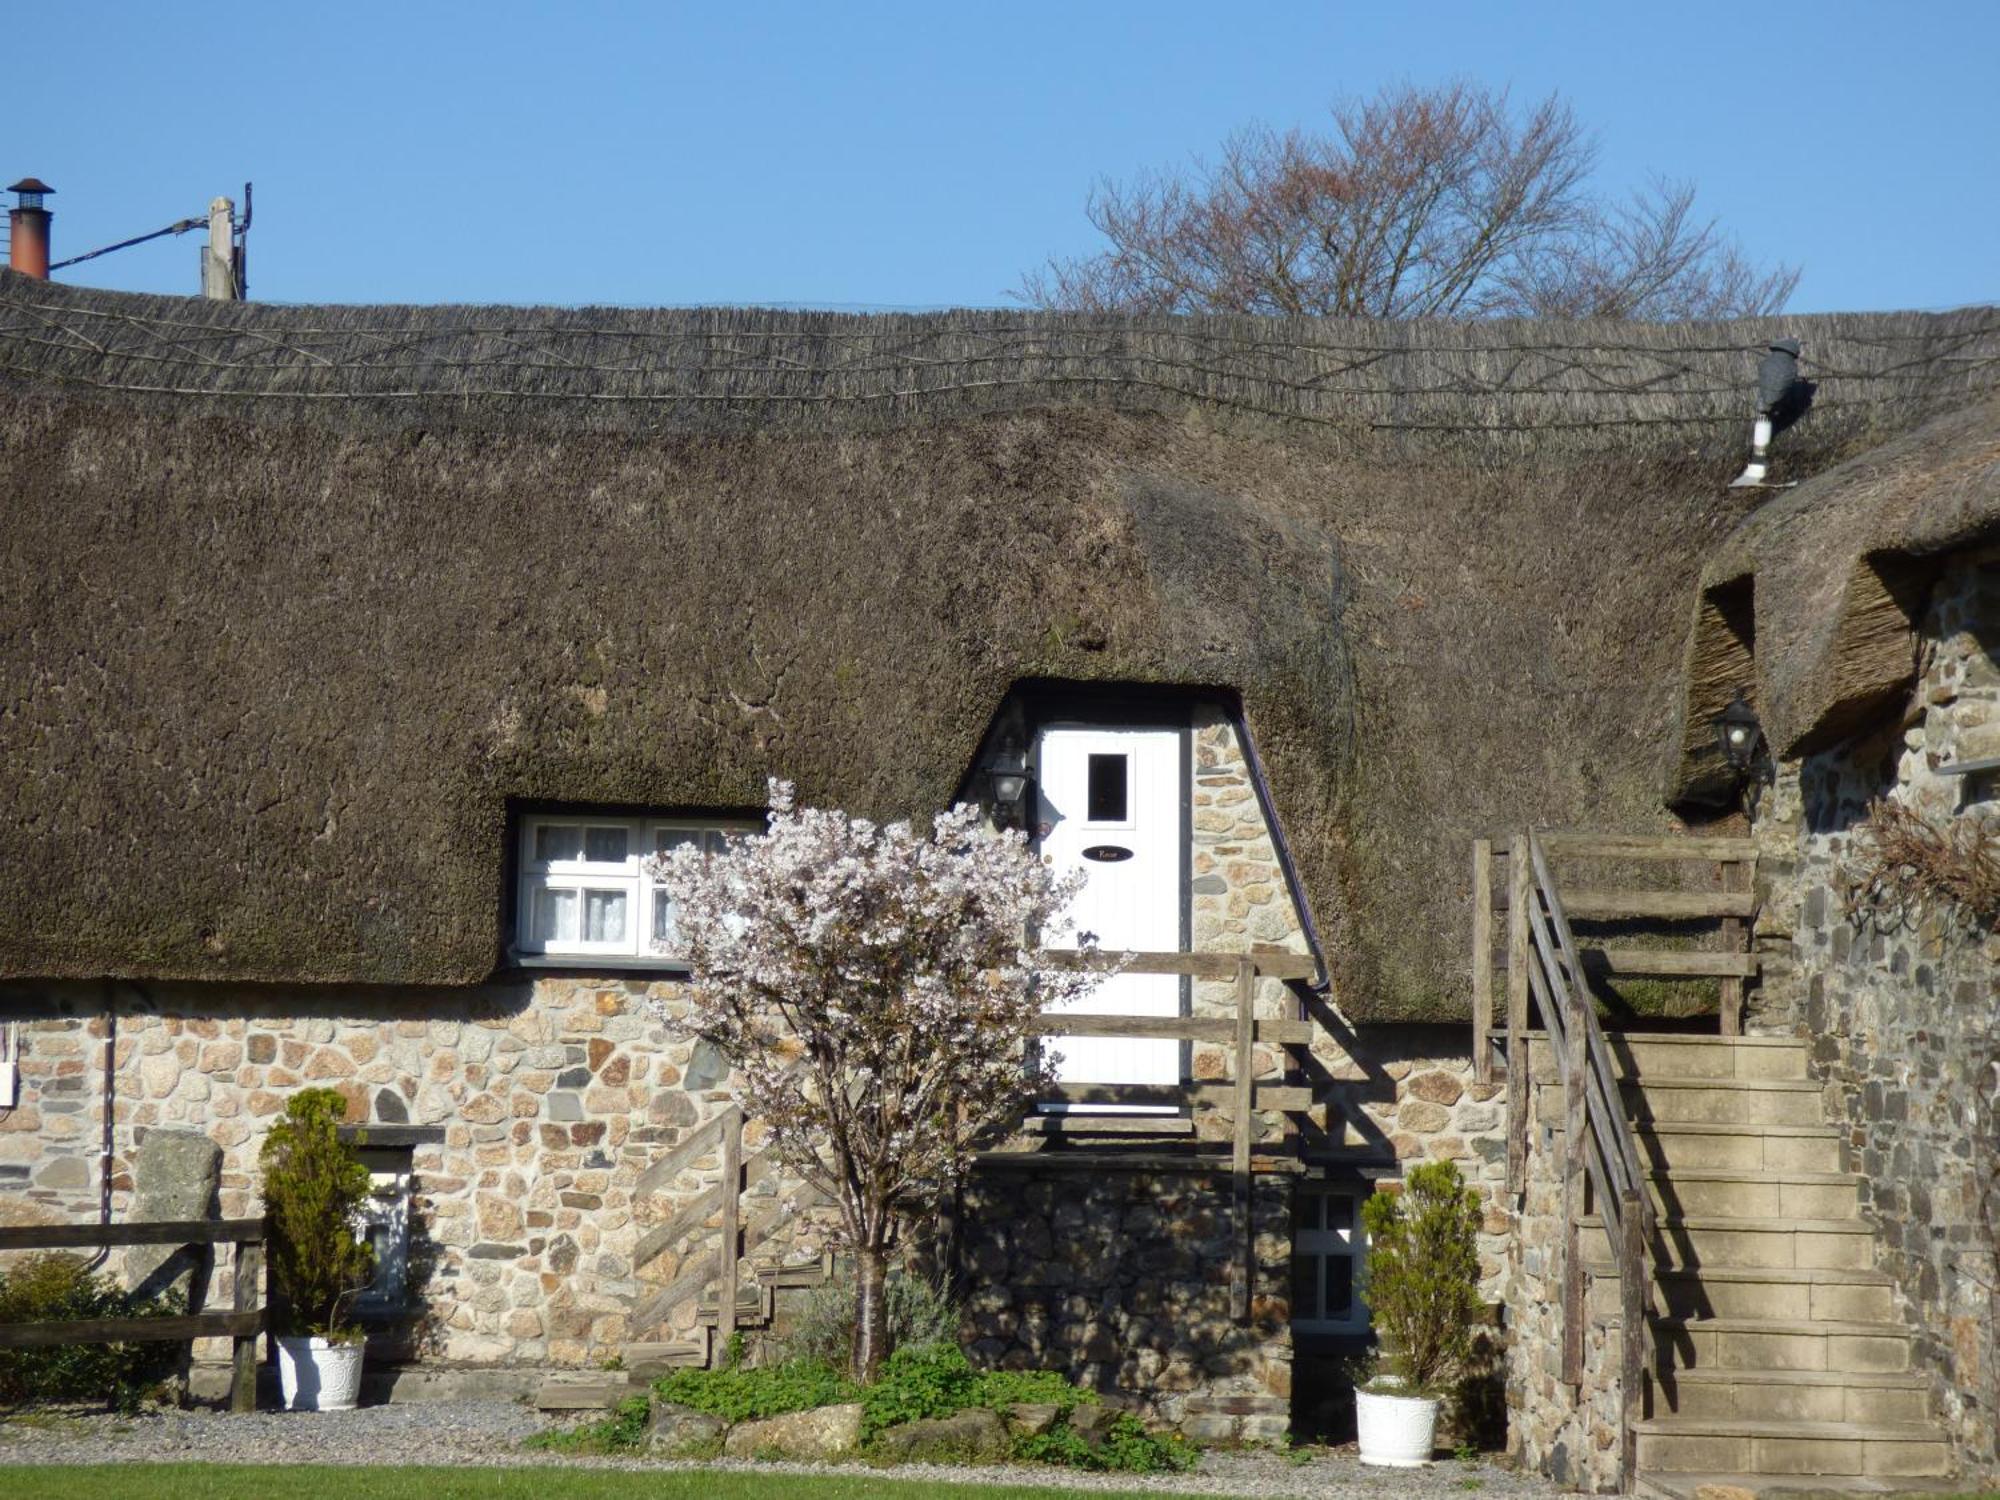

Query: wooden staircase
1530 1032 1956 1495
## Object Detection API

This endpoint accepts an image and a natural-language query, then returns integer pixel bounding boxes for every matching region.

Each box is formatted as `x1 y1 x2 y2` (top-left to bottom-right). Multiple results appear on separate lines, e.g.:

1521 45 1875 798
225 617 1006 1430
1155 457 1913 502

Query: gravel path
0 1400 1563 1498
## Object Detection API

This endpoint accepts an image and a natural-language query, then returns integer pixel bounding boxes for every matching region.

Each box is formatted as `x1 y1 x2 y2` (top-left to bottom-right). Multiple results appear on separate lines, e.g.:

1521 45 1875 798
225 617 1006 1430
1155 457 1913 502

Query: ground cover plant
0 1467 1215 1500
545 1340 1192 1474
0 1253 185 1412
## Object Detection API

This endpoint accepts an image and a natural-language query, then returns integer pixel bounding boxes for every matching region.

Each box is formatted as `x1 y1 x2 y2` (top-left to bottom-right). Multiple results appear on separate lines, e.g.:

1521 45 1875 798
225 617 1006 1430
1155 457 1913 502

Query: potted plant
260 1088 375 1410
1354 1159 1482 1467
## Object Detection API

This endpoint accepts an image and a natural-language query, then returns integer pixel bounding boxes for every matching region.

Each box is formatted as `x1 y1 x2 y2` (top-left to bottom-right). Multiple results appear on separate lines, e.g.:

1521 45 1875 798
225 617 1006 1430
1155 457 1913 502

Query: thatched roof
4 269 1997 1017
1668 392 2000 803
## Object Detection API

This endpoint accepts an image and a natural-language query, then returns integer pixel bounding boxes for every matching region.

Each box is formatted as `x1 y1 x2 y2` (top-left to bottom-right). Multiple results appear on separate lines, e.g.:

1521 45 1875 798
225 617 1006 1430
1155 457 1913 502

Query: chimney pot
8 176 55 278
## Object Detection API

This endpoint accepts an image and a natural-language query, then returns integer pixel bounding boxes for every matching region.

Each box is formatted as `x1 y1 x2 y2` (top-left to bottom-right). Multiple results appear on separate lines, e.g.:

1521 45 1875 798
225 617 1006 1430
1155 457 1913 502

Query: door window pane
1086 754 1129 823
1323 1256 1354 1320
584 890 627 943
584 826 630 864
535 824 582 863
1292 1253 1320 1323
533 887 578 943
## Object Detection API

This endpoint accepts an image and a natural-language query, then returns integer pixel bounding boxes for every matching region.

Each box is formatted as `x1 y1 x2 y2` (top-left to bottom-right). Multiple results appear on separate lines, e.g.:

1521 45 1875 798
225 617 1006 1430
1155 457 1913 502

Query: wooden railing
1473 830 1762 1088
629 948 1320 1348
0 1217 266 1413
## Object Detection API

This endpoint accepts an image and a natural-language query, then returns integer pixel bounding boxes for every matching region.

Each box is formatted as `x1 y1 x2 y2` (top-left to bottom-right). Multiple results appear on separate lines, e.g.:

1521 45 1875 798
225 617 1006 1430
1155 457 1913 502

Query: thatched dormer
3 269 1996 1017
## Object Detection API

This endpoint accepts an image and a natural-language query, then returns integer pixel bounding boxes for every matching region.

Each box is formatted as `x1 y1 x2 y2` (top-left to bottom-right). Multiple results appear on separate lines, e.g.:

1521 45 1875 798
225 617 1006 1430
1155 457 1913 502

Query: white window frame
1292 1182 1369 1334
514 813 758 966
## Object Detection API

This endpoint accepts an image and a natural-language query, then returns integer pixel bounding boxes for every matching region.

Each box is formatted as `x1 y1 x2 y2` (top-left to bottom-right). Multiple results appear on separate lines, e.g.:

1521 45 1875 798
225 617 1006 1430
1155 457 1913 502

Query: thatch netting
1668 393 2000 801
3 271 1997 1018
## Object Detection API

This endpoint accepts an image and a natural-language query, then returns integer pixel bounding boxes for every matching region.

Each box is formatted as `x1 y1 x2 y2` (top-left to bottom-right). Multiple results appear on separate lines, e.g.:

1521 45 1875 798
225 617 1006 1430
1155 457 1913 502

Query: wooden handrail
0 1217 264 1251
1520 831 1656 1493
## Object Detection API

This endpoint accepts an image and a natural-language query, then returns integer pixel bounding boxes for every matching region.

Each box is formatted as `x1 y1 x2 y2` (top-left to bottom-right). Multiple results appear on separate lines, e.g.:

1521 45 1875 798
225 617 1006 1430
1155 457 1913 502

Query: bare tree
1016 81 1798 321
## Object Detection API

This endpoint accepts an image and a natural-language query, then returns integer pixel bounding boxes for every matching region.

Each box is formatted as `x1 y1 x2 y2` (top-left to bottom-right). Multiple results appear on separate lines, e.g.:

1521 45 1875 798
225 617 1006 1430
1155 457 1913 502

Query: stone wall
0 975 740 1367
1758 545 2000 1479
958 1168 1291 1441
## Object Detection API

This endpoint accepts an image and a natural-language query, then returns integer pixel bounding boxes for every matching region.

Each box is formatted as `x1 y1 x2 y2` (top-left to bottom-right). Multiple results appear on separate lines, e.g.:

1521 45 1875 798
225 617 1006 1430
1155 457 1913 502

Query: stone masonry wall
0 975 748 1367
1762 546 2000 1479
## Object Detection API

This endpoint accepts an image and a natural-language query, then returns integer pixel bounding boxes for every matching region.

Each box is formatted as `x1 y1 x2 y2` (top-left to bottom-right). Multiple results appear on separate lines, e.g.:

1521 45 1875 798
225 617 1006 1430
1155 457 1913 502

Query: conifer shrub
1359 1160 1483 1396
259 1088 374 1340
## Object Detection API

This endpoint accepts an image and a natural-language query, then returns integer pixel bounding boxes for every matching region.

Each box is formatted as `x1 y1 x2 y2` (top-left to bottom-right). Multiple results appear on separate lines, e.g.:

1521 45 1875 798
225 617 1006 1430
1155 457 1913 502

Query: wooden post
1718 858 1749 1036
718 1108 742 1359
1506 840 1532 1195
1472 839 1494 1086
1561 861 1589 1388
1618 1188 1646 1491
1231 956 1256 1324
230 1236 262 1414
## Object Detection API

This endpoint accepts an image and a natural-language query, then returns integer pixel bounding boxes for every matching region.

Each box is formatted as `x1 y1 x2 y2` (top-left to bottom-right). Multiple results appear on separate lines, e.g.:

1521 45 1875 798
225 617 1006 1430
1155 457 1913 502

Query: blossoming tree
649 780 1105 1380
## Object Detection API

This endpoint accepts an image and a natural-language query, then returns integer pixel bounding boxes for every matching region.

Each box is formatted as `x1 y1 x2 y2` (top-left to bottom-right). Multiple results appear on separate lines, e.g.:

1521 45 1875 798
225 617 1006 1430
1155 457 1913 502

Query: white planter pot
276 1336 366 1411
1355 1386 1438 1467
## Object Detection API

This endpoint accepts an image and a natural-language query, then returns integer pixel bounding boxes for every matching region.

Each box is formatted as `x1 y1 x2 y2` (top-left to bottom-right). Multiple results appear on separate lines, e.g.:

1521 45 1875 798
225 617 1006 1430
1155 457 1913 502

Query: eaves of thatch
3 270 1997 1018
1667 391 2000 804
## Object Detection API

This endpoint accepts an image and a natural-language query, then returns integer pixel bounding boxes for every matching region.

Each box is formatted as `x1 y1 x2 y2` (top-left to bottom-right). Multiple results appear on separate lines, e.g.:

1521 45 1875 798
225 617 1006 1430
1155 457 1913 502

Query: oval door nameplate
1082 844 1134 863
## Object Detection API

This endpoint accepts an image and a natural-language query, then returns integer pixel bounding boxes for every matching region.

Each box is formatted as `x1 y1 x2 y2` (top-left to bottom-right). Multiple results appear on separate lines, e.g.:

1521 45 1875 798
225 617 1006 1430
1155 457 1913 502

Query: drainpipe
83 990 119 1271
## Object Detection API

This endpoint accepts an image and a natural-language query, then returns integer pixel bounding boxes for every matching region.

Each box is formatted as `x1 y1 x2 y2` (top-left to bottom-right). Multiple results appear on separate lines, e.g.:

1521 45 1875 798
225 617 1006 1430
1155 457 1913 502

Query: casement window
353 1147 414 1316
1292 1183 1369 1334
515 813 757 964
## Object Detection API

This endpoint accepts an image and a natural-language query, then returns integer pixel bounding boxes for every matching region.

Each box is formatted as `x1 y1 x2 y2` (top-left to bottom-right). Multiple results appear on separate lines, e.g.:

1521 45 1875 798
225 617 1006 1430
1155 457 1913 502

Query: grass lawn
0 1466 1204 1500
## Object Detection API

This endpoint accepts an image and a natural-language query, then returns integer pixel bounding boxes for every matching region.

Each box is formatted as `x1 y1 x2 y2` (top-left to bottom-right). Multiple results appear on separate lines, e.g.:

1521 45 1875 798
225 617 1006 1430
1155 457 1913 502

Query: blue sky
10 2 1997 313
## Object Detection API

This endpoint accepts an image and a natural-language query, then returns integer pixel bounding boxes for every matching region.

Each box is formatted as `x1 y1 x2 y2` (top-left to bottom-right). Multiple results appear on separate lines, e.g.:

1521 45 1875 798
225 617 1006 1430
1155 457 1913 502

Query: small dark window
1086 754 1129 823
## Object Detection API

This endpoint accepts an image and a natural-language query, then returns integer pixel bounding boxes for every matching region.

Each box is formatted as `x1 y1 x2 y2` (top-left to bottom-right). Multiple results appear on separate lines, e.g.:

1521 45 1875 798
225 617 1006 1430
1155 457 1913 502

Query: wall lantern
1711 690 1765 774
985 736 1034 830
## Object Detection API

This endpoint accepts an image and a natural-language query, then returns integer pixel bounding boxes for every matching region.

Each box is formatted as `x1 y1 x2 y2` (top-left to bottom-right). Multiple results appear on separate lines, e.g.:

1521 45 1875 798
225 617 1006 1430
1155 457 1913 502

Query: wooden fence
0 1217 267 1413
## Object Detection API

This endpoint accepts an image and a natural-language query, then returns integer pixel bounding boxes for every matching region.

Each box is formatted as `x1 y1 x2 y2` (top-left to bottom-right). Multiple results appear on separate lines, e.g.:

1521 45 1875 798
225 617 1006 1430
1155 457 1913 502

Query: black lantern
1711 691 1763 773
985 737 1033 828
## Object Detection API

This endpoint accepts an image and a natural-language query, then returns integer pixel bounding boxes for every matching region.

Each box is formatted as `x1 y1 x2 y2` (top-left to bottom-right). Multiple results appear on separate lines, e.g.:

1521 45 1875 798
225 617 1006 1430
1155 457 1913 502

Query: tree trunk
851 1242 891 1383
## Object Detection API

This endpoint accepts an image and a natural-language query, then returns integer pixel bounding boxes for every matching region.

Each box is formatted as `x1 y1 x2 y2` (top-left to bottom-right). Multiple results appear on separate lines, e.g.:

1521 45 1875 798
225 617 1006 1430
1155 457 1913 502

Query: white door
1035 724 1184 1108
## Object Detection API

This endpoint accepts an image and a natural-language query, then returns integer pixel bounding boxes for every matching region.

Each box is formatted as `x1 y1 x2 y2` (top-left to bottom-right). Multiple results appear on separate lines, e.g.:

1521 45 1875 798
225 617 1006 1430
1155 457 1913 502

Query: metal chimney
7 179 54 279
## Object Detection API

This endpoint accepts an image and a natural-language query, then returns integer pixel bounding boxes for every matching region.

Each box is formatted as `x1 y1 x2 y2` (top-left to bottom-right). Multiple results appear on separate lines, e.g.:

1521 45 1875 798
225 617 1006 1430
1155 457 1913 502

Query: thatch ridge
5 273 1999 1018
4 270 1996 448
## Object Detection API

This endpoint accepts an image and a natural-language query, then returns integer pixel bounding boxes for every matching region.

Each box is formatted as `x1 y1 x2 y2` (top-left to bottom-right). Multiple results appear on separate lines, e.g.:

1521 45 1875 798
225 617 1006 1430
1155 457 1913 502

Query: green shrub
1359 1159 1482 1395
1014 1412 1197 1473
859 1341 977 1437
651 1358 858 1423
524 1394 651 1454
776 1269 959 1369
0 1252 185 1411
260 1088 374 1340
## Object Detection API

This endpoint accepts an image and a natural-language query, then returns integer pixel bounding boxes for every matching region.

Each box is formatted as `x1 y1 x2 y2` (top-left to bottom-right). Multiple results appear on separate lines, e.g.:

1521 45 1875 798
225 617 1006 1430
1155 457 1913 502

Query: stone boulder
722 1401 866 1460
1003 1401 1061 1439
871 1406 1011 1464
1067 1400 1119 1445
125 1130 221 1304
647 1399 728 1456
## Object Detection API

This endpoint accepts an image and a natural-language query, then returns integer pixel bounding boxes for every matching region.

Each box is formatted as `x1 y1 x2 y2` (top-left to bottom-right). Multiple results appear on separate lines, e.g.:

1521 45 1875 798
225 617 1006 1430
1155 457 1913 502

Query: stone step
622 1339 709 1377
1523 1031 1809 1083
1625 1168 1861 1221
1650 1316 1915 1375
1540 1077 1828 1127
1629 1122 1846 1174
1653 1366 1934 1426
1633 1416 1954 1479
1583 1214 1877 1270
535 1371 642 1410
1588 1263 1897 1324
1637 1470 1966 1499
